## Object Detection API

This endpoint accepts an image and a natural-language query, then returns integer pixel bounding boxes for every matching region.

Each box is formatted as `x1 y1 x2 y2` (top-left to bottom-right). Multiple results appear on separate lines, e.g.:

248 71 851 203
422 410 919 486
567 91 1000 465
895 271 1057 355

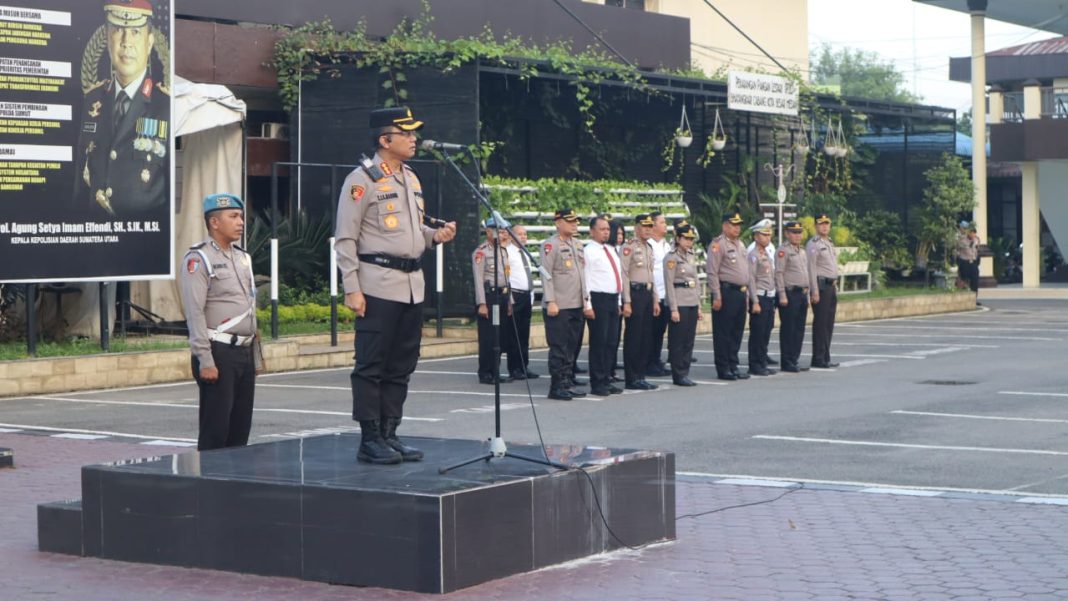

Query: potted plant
711 107 727 150
676 104 693 147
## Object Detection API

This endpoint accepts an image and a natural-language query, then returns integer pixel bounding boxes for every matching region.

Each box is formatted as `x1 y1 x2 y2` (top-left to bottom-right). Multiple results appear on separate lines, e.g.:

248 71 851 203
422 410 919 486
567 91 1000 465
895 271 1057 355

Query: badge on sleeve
667 260 676 270
351 184 365 201
623 247 631 256
544 243 552 254
712 243 720 253
778 250 786 258
187 258 200 273
475 251 483 264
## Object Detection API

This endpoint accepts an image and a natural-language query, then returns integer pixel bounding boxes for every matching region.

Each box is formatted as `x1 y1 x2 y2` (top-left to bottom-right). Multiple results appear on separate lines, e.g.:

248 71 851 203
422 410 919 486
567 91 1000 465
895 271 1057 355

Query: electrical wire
550 0 637 70
676 483 805 520
699 0 791 73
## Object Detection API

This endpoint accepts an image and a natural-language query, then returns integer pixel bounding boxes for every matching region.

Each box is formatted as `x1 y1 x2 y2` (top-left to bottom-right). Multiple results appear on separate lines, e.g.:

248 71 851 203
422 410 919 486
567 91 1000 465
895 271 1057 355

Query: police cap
369 106 424 131
104 0 154 28
203 193 244 215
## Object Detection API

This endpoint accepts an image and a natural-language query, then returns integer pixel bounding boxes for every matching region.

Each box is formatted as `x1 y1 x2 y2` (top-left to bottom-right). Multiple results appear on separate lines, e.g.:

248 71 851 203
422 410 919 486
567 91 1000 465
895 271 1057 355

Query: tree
810 43 920 104
956 108 972 136
916 153 976 272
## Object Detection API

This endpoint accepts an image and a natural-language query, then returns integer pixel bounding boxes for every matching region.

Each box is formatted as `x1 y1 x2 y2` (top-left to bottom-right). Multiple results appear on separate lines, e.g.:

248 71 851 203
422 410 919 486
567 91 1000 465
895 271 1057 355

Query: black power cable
700 0 791 74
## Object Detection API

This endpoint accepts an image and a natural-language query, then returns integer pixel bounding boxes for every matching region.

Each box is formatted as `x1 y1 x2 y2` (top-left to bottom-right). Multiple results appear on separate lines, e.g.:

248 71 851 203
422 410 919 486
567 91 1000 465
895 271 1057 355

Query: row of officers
472 208 844 401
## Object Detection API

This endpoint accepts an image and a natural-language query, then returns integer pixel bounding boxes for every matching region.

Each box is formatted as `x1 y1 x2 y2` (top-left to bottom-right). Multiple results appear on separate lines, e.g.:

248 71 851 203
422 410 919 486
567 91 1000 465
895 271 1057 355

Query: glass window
606 0 646 9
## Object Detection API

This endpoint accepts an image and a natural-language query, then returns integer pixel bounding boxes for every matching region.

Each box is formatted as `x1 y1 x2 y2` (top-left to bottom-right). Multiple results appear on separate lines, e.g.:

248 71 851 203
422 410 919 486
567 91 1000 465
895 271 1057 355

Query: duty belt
722 282 748 292
358 253 422 273
817 276 837 287
787 286 809 294
208 330 254 347
483 284 510 294
755 289 776 298
630 282 653 291
673 281 697 288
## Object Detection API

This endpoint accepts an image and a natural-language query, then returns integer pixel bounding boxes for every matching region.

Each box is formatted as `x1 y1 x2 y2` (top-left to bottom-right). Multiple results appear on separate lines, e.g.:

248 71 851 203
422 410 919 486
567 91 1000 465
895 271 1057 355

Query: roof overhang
913 1 1068 36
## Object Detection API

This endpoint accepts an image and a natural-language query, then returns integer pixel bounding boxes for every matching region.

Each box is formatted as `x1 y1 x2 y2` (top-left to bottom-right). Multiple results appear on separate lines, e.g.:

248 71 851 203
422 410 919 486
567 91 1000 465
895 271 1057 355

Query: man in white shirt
646 211 672 376
583 216 625 396
504 225 538 380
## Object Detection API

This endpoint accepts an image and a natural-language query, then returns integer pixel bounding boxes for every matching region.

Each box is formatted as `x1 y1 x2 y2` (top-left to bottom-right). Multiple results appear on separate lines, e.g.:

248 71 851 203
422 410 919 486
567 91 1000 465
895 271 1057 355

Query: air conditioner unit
260 123 289 140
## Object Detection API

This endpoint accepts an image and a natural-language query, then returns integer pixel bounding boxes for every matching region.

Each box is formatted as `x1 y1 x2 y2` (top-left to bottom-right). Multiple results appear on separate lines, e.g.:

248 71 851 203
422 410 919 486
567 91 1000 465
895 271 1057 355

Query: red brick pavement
4 432 1068 600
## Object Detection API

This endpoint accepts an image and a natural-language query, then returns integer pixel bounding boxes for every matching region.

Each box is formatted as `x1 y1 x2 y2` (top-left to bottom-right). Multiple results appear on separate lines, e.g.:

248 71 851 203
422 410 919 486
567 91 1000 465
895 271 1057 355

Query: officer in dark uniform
776 221 811 373
179 194 262 451
472 217 515 384
706 211 751 380
541 208 591 400
335 106 458 464
808 213 840 369
620 214 660 390
75 0 169 217
664 224 702 386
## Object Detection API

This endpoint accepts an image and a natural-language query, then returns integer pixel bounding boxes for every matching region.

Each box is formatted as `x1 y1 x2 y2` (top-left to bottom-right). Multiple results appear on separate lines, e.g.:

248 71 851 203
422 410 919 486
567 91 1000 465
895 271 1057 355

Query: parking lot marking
833 331 1061 341
0 422 196 442
839 323 1068 333
52 433 108 440
838 359 887 367
753 435 1068 456
1000 391 1068 399
892 410 1068 424
31 395 441 420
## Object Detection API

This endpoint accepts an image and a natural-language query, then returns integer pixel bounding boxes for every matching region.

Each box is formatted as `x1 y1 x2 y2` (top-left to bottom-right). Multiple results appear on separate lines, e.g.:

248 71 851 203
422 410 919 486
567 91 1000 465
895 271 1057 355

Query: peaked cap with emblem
784 220 804 232
815 213 832 224
554 207 579 222
751 218 774 235
722 211 744 225
676 224 697 239
104 0 154 27
635 213 654 226
369 106 424 131
203 193 244 215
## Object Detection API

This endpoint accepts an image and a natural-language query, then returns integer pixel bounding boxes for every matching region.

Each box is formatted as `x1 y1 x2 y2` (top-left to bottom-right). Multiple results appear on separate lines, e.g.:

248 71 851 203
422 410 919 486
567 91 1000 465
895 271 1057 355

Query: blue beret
203 193 244 214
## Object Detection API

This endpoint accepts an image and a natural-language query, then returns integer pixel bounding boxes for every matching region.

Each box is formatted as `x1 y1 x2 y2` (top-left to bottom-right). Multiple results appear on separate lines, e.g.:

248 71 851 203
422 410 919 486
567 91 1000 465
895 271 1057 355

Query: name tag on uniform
82 122 97 133
377 192 399 201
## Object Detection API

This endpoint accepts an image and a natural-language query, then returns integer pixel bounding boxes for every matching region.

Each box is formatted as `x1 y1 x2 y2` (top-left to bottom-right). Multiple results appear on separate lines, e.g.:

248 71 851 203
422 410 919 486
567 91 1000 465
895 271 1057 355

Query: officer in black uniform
75 0 169 218
334 106 458 464
179 194 262 451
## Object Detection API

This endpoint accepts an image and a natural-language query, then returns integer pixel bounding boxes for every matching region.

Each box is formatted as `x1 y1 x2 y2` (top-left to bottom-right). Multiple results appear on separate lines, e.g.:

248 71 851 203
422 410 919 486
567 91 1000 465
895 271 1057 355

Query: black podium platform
38 435 675 593
0 447 11 468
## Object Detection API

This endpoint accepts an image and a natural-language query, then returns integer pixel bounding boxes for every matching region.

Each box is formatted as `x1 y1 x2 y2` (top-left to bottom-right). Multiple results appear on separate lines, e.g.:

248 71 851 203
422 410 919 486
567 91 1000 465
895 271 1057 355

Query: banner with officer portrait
0 0 173 282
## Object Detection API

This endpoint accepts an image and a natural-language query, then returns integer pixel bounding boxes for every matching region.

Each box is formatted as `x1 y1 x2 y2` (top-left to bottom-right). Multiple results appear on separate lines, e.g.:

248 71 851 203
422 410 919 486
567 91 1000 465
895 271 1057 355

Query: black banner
0 0 173 282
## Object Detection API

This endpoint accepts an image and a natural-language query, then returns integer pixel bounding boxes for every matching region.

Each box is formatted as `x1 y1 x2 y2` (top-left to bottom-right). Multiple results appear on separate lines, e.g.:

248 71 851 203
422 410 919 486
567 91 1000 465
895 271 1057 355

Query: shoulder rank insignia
380 162 393 177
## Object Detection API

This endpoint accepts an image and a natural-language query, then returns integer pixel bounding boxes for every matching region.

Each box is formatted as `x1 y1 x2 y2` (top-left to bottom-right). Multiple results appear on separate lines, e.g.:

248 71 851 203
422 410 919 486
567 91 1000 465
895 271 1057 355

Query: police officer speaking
335 106 457 464
179 194 262 451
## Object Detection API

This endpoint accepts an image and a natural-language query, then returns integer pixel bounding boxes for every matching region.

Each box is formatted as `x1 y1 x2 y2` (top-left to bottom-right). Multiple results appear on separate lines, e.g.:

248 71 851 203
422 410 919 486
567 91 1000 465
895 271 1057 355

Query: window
605 0 646 10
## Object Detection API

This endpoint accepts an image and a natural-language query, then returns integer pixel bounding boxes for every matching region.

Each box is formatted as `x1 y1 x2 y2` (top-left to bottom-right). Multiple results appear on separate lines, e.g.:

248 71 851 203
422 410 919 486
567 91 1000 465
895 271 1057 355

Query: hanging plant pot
712 135 727 151
823 144 839 156
794 141 810 156
676 132 693 148
794 117 811 155
836 146 850 158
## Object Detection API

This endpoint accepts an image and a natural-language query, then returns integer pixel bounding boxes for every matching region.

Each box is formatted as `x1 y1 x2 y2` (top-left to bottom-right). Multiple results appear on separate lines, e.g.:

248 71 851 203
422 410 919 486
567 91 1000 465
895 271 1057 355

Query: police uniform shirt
75 71 170 215
619 237 658 304
583 240 626 295
472 241 512 306
649 237 671 300
775 243 811 302
747 240 777 266
179 240 258 370
807 236 839 289
956 233 979 261
664 247 700 310
705 234 750 300
335 152 437 304
540 233 587 310
747 245 775 302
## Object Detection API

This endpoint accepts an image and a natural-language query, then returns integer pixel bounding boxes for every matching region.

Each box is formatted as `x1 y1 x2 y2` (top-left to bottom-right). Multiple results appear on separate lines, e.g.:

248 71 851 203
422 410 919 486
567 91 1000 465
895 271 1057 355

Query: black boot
358 420 402 464
381 417 424 461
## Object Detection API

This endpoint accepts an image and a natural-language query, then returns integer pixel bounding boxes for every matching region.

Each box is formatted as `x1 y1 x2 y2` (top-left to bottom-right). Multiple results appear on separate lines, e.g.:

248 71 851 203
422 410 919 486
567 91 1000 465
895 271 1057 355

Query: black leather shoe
646 365 670 377
767 358 779 366
381 417 423 462
357 420 403 465
509 371 527 381
781 365 801 373
574 366 588 374
568 388 587 398
590 387 612 397
610 375 624 383
524 369 541 379
479 375 513 384
826 362 840 368
810 362 837 369
718 373 738 381
608 385 624 394
548 389 575 401
639 380 659 390
734 371 751 380
673 377 697 386
625 381 646 390
690 356 699 363
571 377 588 386
749 368 770 376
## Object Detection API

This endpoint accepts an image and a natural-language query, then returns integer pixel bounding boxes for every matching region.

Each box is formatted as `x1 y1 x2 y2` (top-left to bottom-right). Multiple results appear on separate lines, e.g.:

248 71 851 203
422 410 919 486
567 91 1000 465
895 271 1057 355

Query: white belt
757 289 776 298
208 330 254 347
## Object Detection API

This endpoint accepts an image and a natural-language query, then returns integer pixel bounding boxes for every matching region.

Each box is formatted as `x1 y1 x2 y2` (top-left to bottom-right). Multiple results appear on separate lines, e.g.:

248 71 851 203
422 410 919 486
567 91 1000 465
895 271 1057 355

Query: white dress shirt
649 237 671 300
583 240 623 296
505 242 532 298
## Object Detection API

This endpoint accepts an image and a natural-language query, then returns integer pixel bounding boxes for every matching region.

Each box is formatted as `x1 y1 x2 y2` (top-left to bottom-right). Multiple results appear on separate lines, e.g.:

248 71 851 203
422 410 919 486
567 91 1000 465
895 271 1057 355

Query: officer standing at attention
776 221 812 373
76 0 170 217
664 224 702 387
503 224 539 379
583 215 625 396
808 213 840 369
955 220 981 300
541 208 592 400
472 218 515 385
620 214 660 390
645 211 672 377
706 211 751 381
335 106 457 464
179 194 261 451
747 222 777 376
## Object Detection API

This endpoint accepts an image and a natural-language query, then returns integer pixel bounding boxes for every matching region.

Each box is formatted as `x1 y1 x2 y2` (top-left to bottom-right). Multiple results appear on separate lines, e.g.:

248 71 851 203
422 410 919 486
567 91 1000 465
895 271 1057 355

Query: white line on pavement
838 359 886 368
257 383 532 399
752 435 1068 456
839 323 1068 333
832 332 1061 341
999 391 1068 398
892 410 1068 424
142 440 197 447
0 422 196 442
644 378 728 386
52 433 108 440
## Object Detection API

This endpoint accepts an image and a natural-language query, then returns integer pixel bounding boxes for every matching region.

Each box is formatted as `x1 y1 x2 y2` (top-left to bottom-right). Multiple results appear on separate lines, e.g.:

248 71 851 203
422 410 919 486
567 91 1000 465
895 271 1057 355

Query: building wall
584 0 809 76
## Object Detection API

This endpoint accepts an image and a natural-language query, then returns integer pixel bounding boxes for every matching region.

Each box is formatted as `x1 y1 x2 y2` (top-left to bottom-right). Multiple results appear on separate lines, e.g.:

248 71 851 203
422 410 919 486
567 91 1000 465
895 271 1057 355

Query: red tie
604 246 621 293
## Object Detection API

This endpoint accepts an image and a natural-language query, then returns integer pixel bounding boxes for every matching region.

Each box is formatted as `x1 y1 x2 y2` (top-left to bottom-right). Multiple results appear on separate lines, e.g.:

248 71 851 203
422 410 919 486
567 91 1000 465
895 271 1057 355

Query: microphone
420 140 466 152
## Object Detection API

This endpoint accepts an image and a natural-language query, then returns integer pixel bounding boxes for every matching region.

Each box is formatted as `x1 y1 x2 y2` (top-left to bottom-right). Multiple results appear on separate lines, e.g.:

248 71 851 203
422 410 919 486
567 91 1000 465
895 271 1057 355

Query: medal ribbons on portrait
134 117 168 157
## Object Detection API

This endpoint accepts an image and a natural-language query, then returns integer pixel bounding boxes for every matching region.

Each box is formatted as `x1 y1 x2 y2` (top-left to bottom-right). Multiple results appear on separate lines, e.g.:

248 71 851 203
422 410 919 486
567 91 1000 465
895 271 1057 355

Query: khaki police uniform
775 241 811 371
664 246 700 383
956 231 980 293
706 233 750 378
541 231 588 395
335 151 438 423
747 245 776 373
472 240 517 382
620 236 659 386
180 233 260 451
807 234 839 367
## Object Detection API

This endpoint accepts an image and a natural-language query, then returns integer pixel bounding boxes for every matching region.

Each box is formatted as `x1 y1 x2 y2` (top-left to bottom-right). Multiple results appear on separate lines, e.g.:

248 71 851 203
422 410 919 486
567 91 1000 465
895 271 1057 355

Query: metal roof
913 1 1068 37
990 35 1068 56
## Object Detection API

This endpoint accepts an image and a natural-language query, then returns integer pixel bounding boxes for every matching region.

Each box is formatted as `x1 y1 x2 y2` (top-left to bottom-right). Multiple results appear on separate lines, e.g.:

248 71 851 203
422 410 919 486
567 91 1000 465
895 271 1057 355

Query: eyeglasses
383 130 417 139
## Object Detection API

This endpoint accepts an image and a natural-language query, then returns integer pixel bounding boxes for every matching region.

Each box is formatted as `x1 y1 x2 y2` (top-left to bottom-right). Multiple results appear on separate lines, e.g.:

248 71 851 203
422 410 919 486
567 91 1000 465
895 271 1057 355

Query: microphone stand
436 148 568 474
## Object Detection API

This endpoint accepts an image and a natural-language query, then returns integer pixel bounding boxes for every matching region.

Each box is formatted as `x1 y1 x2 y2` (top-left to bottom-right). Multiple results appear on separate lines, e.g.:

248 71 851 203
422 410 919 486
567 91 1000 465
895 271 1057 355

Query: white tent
58 77 247 337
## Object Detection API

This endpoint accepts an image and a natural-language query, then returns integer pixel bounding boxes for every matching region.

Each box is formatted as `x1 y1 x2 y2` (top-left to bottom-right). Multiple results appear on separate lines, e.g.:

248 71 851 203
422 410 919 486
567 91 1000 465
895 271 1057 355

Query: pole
329 166 338 347
270 163 279 339
435 161 445 338
25 283 36 357
98 282 109 352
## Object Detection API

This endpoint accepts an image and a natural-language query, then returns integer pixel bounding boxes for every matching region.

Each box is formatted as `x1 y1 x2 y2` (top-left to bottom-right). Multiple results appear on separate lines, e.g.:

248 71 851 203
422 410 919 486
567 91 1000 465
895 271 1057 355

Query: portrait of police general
74 0 171 218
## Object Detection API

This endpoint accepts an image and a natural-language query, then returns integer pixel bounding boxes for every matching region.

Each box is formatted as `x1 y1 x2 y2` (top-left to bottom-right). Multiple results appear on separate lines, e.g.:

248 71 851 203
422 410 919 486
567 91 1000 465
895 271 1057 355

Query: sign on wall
0 0 174 283
728 71 799 117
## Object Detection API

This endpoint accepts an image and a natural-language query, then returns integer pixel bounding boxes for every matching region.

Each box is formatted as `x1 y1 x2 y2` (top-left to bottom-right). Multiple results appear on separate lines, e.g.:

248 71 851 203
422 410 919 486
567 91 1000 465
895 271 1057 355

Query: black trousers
477 292 519 380
573 318 586 371
668 305 698 380
958 259 979 293
193 341 255 451
778 288 809 369
747 295 775 370
647 299 669 371
507 289 532 374
712 287 747 376
545 307 583 388
624 288 654 384
811 282 838 365
587 292 620 389
351 294 422 422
